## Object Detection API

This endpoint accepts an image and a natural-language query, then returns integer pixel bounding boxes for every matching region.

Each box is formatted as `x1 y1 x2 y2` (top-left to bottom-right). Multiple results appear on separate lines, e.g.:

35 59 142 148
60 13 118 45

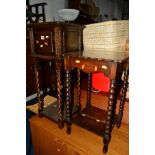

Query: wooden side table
28 22 84 129
63 52 129 153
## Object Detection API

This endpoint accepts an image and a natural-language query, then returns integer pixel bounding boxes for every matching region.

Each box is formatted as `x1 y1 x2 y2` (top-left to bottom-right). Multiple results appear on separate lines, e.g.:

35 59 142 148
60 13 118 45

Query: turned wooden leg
70 80 74 111
116 68 129 128
65 69 72 134
77 69 81 112
103 80 116 153
69 70 75 111
34 60 44 116
86 73 92 108
41 61 48 96
56 60 64 129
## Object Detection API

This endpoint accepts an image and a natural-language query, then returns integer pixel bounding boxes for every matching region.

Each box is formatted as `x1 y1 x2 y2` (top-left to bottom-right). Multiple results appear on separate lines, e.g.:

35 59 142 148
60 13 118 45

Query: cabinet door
33 30 55 55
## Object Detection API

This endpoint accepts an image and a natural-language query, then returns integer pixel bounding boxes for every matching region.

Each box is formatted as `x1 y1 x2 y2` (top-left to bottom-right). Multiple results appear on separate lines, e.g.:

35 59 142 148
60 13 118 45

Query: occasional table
63 52 129 153
28 22 84 128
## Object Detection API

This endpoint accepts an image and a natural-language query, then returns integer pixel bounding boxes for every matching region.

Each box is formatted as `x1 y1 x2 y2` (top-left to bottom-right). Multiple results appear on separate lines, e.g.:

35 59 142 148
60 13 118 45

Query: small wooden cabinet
63 53 129 153
28 22 84 56
27 22 84 98
27 22 84 125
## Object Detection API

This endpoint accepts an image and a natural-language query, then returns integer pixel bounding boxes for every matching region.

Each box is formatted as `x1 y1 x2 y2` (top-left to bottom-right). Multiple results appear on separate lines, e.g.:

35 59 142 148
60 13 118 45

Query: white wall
29 0 66 21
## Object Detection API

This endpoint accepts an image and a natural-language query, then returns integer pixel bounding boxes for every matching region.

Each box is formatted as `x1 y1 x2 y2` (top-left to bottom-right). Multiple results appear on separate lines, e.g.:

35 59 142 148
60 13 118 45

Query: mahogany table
63 52 129 153
28 22 84 128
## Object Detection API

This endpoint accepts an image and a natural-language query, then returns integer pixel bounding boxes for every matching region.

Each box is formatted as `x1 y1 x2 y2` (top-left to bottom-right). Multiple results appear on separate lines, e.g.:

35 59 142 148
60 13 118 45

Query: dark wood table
28 22 84 129
63 52 129 153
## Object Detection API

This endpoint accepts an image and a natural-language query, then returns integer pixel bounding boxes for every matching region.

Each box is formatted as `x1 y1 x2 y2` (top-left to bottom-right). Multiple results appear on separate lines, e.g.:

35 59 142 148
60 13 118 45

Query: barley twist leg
103 80 116 153
116 67 129 128
65 69 72 134
56 60 64 129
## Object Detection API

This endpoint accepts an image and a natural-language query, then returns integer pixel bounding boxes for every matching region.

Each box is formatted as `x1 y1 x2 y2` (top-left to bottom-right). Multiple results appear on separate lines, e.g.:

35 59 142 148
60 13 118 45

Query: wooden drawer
68 57 111 76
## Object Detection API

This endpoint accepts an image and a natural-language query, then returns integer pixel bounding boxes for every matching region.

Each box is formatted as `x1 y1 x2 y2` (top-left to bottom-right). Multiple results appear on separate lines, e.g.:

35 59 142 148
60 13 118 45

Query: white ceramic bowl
58 9 79 21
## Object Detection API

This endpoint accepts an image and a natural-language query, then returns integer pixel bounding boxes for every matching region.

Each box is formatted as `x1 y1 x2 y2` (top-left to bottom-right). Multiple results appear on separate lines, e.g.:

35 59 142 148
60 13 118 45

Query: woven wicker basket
83 20 129 55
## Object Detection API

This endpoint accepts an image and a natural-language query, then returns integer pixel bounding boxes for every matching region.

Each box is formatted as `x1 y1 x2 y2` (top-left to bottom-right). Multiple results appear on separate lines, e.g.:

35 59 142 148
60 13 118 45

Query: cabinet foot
103 143 108 153
116 112 123 128
103 134 111 154
58 120 64 129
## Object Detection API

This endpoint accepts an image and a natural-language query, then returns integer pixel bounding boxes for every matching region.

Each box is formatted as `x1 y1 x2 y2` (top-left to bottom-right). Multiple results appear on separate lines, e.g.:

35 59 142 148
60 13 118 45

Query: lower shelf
41 101 79 122
73 106 117 137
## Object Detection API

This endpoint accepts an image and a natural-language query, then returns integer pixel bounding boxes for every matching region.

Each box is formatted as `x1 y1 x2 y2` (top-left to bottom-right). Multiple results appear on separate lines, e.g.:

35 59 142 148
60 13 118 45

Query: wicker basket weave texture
83 20 129 51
